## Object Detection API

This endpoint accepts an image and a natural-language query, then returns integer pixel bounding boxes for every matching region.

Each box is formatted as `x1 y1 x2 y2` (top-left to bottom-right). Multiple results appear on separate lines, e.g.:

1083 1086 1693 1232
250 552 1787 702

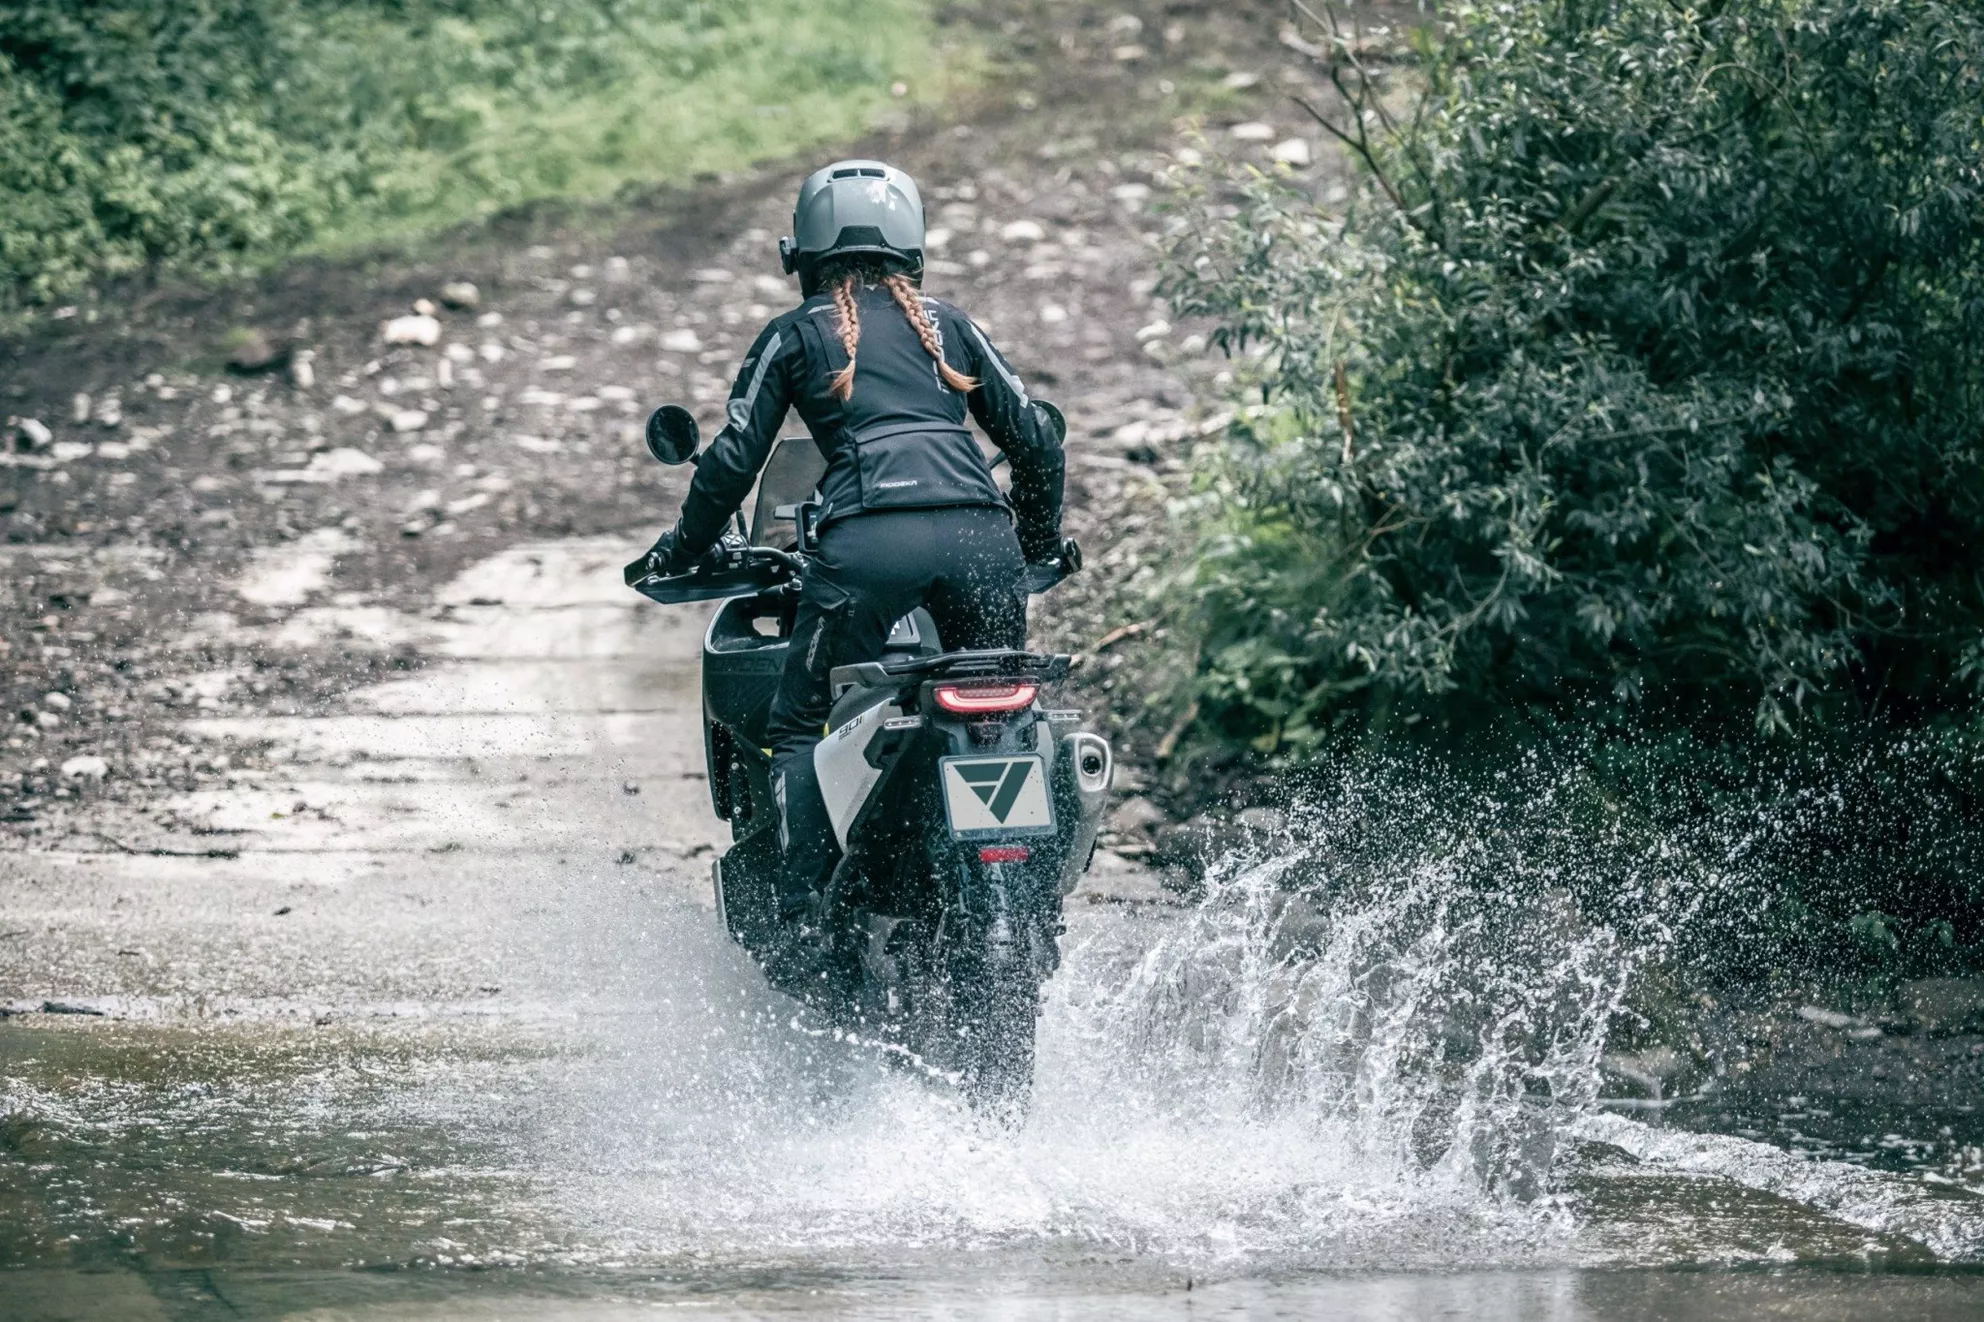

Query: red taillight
979 846 1031 863
933 681 1039 714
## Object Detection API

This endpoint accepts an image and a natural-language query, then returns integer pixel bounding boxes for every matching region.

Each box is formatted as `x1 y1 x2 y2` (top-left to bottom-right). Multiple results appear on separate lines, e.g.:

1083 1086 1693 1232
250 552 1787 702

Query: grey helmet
779 160 925 294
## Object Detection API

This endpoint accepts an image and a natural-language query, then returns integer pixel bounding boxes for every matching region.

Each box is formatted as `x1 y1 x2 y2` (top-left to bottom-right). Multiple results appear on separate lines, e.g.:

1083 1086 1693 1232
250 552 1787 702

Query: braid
884 272 978 393
828 273 861 401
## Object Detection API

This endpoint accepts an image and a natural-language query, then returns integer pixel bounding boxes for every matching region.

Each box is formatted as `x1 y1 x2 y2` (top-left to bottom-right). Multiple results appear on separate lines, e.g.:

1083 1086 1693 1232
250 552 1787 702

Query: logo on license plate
942 755 1053 834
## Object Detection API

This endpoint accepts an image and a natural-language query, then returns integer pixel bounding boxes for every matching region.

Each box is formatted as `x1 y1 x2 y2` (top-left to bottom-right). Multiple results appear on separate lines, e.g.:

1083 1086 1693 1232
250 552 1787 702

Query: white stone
445 343 476 364
1039 304 1069 325
312 448 385 476
15 418 51 450
51 441 92 462
383 314 442 347
692 267 734 284
1271 137 1313 166
753 274 789 297
478 342 506 364
42 692 72 711
597 385 636 402
569 288 597 307
660 329 704 354
389 410 430 433
609 325 651 347
924 226 953 251
60 755 109 781
1229 121 1277 142
1111 182 1152 205
540 355 577 372
999 220 1047 243
1134 319 1173 342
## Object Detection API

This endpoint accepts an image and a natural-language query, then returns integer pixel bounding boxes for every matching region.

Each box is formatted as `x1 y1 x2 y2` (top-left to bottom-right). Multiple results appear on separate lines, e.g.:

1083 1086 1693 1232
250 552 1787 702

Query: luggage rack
829 648 1071 698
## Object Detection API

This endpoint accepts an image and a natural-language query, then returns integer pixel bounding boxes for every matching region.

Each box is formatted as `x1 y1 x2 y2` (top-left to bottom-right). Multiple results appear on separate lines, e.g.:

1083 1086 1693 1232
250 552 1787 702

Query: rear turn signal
933 681 1039 714
978 846 1031 863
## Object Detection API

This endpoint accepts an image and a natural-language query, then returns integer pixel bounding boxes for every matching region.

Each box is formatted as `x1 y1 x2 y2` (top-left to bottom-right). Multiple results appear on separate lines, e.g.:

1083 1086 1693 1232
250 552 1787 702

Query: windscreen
749 436 828 547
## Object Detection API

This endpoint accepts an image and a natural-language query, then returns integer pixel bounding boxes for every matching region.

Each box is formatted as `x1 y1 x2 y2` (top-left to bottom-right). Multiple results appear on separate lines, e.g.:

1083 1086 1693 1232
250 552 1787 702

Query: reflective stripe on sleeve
967 322 1029 406
727 330 783 433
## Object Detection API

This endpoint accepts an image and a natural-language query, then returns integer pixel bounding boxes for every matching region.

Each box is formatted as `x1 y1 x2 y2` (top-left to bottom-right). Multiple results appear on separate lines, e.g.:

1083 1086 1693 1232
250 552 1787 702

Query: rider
639 160 1068 930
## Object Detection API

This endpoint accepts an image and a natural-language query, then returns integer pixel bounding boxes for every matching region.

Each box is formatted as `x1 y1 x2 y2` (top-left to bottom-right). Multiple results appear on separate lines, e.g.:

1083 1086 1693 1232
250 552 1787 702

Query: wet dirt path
3 540 721 1019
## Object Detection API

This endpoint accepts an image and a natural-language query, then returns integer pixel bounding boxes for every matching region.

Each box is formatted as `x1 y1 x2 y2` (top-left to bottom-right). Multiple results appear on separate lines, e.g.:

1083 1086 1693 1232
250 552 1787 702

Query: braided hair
818 256 978 401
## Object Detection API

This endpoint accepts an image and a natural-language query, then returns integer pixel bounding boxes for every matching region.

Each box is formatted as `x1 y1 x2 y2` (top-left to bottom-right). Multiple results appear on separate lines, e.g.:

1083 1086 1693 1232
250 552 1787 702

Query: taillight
979 846 1030 863
933 681 1038 714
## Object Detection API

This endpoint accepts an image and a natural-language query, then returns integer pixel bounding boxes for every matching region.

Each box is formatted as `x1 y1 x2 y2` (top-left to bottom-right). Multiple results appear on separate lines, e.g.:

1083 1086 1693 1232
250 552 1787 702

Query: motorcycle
623 406 1113 1111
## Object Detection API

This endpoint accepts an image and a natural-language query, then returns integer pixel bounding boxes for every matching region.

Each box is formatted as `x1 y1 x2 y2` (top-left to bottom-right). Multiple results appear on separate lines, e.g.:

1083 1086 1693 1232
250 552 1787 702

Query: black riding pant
767 506 1026 913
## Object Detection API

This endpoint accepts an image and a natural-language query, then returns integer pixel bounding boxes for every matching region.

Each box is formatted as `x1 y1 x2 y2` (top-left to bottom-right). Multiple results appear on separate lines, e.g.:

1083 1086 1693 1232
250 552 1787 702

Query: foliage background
1153 0 1984 976
0 0 948 308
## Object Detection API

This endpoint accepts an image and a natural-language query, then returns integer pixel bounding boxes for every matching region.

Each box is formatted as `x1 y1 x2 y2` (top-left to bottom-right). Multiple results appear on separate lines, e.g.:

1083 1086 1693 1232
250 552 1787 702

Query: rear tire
953 965 1038 1120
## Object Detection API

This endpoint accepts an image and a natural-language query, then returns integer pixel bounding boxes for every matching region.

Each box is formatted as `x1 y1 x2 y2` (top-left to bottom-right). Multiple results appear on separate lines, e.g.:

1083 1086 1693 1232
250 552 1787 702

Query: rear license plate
940 754 1054 836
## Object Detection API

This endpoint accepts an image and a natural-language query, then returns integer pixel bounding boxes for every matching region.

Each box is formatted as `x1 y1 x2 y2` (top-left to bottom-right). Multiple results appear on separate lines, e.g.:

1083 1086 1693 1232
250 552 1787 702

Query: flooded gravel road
7 540 1984 1319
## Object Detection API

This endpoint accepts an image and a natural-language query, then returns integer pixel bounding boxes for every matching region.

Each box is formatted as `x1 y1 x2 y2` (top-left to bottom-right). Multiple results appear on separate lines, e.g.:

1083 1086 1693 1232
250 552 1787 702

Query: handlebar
625 537 1080 605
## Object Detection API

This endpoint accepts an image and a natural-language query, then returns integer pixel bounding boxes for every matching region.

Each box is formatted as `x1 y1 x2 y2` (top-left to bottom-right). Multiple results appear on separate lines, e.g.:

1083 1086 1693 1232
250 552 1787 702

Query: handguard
1021 537 1083 594
624 541 801 605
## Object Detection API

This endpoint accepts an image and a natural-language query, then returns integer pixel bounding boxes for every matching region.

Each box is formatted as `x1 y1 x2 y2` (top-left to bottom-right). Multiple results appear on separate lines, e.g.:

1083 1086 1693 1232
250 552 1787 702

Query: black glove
1023 532 1079 568
643 526 697 577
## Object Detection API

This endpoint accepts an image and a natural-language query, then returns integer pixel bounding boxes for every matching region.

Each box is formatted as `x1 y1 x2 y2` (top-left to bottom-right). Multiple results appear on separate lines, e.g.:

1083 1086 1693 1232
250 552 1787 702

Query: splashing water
547 780 1686 1275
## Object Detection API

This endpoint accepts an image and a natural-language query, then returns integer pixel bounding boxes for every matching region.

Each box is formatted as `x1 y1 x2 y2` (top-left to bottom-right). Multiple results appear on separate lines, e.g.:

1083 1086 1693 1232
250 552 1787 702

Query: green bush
1164 0 1984 748
0 0 947 307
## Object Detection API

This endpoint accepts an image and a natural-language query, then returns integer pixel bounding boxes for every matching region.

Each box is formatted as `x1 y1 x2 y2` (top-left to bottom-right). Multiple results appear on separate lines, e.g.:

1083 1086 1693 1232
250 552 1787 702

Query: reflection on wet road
5 540 1984 1318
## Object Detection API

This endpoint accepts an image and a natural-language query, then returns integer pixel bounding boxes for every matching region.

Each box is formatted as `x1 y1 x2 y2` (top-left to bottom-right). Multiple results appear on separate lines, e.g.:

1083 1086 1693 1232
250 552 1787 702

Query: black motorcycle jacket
673 286 1066 560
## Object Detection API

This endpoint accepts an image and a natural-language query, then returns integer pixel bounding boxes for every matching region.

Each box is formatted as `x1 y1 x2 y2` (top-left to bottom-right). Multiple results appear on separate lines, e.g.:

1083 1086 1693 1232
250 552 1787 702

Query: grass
0 0 975 313
299 0 977 256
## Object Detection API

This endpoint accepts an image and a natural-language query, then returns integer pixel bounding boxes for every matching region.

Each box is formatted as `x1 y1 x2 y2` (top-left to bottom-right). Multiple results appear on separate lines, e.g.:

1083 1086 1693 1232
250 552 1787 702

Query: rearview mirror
644 405 700 465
